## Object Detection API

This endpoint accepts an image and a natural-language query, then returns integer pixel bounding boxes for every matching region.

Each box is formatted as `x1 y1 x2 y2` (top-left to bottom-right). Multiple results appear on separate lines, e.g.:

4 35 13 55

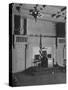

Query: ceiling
13 3 66 23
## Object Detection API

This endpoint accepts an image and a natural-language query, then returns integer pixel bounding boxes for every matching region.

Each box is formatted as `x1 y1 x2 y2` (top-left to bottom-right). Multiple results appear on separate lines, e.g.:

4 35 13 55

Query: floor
13 66 66 86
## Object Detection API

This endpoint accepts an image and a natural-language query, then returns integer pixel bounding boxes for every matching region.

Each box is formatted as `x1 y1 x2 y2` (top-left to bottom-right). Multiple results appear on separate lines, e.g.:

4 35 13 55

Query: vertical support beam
39 34 42 62
12 12 14 35
25 44 27 70
24 18 27 35
63 44 65 66
56 33 58 65
56 36 57 49
20 16 24 34
55 23 58 65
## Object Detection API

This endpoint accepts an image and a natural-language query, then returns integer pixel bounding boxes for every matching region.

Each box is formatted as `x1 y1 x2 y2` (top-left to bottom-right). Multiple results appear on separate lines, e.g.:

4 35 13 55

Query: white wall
26 19 56 69
57 38 66 66
27 19 56 36
26 37 56 68
12 18 66 73
12 43 25 73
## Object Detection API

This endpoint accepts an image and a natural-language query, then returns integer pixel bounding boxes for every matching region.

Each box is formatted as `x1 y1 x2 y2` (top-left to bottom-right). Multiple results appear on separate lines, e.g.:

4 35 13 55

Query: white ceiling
13 3 66 23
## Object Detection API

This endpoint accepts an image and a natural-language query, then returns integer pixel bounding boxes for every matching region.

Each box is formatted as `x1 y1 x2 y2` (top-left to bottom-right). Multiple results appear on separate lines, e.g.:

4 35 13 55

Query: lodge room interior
10 3 66 86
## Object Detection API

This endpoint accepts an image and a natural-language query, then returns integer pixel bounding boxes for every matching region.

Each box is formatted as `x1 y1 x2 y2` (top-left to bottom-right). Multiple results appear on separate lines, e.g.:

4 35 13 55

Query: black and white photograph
9 3 66 87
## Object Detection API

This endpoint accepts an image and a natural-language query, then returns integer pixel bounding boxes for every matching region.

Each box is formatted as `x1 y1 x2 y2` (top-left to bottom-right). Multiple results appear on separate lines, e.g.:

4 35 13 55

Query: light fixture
61 7 66 12
29 4 46 22
51 7 66 20
16 6 21 12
